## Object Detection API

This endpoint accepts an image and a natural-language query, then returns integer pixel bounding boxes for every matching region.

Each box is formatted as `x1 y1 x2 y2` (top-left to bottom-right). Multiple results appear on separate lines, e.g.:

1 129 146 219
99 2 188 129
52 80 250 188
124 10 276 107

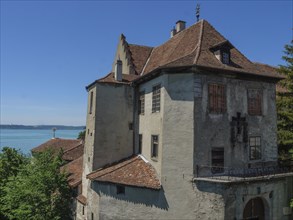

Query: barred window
152 84 161 113
151 135 159 159
249 137 261 160
138 91 145 115
211 148 224 174
248 89 262 116
208 84 226 113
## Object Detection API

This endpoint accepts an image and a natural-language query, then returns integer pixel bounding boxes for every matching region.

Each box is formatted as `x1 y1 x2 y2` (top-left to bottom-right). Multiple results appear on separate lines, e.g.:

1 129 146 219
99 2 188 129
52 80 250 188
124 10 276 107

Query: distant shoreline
0 125 85 130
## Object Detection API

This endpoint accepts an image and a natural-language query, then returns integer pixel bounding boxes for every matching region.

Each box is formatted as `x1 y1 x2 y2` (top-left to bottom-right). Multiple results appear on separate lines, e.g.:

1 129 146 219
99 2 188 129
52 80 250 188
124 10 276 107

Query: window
82 206 85 215
152 84 161 113
249 137 261 160
222 51 230 64
151 135 159 159
128 122 133 130
248 89 262 116
211 148 224 174
116 185 125 195
138 91 145 115
138 134 142 154
89 91 93 114
91 212 94 220
208 84 226 113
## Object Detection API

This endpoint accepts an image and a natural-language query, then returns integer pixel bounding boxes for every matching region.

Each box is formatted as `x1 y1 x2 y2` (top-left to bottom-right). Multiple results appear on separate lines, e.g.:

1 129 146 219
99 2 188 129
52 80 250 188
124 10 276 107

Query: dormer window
222 51 230 64
210 40 233 65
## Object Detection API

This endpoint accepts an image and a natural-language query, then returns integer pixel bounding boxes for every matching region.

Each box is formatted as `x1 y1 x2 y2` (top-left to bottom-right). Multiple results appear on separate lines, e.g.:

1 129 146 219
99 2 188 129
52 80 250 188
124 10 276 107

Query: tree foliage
277 41 293 165
77 130 86 141
0 148 72 220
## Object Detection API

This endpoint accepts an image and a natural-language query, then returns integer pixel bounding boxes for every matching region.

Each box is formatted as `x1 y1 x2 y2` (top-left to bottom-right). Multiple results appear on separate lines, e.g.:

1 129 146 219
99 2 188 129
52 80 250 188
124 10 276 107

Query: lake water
0 129 83 154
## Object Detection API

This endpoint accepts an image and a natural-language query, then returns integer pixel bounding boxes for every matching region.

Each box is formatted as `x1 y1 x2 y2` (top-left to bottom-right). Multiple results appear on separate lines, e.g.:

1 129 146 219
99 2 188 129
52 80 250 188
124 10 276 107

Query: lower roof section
87 155 161 190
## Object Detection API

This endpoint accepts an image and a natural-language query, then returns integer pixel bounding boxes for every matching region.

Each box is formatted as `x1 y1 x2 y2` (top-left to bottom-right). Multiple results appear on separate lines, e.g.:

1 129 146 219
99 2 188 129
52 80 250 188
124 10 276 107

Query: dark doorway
243 197 265 220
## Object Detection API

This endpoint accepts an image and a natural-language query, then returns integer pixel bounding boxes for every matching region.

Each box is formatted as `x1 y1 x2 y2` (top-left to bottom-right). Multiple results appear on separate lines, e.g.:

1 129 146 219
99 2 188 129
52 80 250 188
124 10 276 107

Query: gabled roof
87 155 161 190
128 44 153 74
142 20 282 79
91 19 282 87
61 156 83 187
32 138 84 162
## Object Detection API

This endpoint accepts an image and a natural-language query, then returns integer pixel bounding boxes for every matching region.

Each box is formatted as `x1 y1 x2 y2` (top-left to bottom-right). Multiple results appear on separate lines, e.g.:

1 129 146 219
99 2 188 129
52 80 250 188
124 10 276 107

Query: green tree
0 147 28 219
77 130 86 140
277 41 293 165
277 41 293 208
0 149 72 220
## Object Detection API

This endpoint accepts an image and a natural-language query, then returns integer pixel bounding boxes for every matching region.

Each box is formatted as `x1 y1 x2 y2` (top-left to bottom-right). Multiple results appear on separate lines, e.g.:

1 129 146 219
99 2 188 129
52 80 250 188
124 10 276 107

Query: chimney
170 27 176 38
114 59 122 81
176 20 186 33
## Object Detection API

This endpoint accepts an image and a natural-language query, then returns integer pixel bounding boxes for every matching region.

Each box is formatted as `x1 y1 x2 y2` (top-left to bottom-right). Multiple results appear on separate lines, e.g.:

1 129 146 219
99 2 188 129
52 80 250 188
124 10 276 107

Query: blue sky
1 0 292 126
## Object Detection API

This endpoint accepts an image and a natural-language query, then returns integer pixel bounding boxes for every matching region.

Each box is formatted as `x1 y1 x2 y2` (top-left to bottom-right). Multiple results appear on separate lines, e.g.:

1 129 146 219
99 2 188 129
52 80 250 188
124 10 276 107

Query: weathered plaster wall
111 36 135 75
194 74 278 176
138 74 167 177
222 176 293 220
92 83 134 170
91 181 225 220
82 85 97 200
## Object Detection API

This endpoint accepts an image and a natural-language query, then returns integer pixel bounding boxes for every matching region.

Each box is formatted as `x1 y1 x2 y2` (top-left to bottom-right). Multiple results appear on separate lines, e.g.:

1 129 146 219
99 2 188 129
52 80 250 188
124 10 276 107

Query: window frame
247 89 262 116
249 136 262 160
151 135 159 160
211 147 225 174
221 51 230 64
138 91 145 115
138 134 142 154
89 91 94 114
208 83 226 114
116 185 125 195
152 84 161 113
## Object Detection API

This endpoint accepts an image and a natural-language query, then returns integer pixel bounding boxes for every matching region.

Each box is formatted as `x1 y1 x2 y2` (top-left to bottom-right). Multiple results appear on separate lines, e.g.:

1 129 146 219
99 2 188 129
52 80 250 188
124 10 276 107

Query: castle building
76 19 293 220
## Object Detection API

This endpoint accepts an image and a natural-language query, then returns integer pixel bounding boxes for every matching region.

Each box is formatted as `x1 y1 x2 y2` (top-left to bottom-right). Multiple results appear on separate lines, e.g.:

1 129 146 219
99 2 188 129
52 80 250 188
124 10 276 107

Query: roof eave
91 179 161 191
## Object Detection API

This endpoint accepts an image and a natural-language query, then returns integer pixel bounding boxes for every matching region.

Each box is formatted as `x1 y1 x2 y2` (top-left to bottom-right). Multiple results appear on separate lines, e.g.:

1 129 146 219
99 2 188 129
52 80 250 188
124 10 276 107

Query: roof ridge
194 19 204 64
87 156 138 179
63 141 83 154
142 21 202 74
202 20 254 65
141 48 154 75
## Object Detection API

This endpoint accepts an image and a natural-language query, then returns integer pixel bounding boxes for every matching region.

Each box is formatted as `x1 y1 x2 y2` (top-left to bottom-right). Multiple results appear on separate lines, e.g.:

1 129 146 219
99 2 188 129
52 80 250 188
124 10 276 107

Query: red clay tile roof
96 72 139 84
142 21 201 74
61 156 83 188
87 155 161 190
63 143 84 161
76 194 87 205
32 138 84 162
142 20 282 79
128 44 153 74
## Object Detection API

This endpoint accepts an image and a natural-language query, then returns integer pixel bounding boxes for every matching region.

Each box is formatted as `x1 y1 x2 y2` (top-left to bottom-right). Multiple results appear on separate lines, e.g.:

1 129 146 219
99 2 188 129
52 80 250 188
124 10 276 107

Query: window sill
151 157 158 162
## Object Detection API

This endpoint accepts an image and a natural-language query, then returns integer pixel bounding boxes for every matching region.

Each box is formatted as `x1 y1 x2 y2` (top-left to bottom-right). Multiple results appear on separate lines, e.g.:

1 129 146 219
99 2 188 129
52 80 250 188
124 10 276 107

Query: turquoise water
0 129 83 154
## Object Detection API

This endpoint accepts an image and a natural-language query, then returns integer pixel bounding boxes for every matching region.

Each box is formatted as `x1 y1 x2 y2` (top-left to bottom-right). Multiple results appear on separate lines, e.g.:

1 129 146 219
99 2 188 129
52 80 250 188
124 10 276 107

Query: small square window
151 135 159 159
116 185 125 195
